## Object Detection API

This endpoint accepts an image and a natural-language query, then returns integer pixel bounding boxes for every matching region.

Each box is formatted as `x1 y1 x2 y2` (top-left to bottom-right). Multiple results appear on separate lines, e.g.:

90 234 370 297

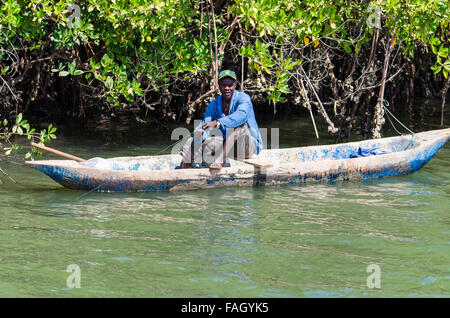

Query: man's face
219 78 236 99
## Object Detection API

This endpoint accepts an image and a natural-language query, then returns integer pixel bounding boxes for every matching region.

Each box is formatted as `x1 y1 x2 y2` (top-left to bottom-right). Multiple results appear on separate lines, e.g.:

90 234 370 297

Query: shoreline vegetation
0 0 449 159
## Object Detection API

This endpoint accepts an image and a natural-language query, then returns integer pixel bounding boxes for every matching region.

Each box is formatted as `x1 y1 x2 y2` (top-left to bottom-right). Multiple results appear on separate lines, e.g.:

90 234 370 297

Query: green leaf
90 58 97 70
16 113 22 124
279 86 291 94
68 60 76 73
1 65 9 75
101 54 111 68
432 65 442 74
344 45 351 54
59 71 69 77
105 76 114 89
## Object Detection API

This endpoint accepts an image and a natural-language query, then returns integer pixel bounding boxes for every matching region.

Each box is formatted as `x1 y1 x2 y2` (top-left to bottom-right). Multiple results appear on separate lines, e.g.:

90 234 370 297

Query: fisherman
180 69 263 169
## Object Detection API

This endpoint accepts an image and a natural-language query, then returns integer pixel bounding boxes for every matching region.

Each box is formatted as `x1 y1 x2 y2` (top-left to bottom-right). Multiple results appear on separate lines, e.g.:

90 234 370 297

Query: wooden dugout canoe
25 128 450 192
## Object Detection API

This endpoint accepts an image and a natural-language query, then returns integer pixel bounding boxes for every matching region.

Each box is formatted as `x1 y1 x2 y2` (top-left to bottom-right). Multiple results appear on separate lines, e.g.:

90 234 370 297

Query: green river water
0 99 449 297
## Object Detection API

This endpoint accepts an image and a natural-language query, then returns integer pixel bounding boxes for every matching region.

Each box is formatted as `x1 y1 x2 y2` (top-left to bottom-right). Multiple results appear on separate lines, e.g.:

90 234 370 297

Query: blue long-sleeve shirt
196 90 263 154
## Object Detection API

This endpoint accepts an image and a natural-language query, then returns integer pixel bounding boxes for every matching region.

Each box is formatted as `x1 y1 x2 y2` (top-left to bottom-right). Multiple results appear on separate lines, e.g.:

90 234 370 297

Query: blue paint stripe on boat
29 129 449 192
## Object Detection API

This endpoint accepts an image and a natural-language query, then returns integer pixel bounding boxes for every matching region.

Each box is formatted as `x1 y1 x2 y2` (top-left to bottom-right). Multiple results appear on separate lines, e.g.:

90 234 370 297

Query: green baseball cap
218 70 237 81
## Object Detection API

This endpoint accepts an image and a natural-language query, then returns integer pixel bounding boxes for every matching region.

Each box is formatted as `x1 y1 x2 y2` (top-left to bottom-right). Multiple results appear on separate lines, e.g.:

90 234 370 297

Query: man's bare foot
209 162 222 170
181 162 191 169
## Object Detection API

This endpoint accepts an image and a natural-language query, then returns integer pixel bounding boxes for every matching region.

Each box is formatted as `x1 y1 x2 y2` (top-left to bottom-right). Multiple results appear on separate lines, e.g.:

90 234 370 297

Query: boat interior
100 134 419 171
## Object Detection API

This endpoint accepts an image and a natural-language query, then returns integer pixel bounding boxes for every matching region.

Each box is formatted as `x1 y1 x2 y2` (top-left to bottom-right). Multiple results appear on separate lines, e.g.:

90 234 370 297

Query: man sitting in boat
180 69 263 169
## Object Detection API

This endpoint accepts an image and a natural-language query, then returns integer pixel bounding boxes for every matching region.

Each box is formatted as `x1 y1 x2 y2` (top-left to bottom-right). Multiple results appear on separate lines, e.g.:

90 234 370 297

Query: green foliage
0 0 448 108
0 0 218 106
232 0 364 102
0 113 56 159
232 0 449 102
374 0 449 77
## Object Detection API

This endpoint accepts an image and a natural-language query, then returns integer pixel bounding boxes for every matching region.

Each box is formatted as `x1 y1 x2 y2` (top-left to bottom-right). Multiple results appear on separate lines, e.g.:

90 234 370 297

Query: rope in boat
378 98 416 150
153 130 195 156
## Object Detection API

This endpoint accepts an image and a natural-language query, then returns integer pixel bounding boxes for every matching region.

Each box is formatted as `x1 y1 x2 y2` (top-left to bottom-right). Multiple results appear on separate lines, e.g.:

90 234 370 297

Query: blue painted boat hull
25 129 450 192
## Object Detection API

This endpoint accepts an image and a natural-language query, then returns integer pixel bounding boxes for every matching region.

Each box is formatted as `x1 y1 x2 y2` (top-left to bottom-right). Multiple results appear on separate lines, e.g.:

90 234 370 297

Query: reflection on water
0 98 449 297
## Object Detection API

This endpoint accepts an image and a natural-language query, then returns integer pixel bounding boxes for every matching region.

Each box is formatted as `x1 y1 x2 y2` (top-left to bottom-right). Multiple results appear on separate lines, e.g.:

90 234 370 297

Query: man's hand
194 129 203 138
201 120 218 131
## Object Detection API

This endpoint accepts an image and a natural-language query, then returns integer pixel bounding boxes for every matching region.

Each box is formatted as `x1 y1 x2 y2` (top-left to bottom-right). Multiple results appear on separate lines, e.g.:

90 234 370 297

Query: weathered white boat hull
25 128 450 192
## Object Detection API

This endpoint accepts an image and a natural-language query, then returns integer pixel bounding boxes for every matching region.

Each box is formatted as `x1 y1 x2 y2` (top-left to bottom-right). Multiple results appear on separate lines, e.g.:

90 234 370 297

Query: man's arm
217 96 252 129
193 100 218 141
